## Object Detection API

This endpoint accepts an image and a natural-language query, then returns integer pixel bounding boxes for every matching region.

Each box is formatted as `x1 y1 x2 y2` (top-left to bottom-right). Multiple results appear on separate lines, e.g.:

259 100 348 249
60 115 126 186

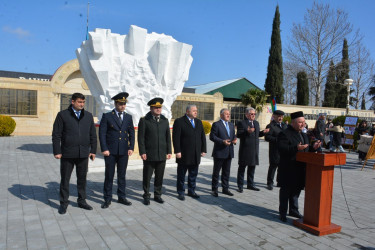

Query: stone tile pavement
0 136 374 249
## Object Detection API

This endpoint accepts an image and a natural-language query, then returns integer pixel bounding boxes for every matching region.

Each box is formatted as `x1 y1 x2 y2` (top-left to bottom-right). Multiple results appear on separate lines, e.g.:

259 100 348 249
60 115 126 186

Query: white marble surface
76 25 193 124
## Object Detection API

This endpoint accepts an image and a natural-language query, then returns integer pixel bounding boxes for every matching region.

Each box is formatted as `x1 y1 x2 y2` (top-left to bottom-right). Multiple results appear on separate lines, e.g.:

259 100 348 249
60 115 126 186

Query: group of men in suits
52 92 321 223
209 108 320 223
52 92 206 213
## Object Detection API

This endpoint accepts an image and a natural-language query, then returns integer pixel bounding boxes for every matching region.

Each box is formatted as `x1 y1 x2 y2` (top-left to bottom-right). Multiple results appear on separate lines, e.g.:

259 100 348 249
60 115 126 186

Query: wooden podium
294 152 346 236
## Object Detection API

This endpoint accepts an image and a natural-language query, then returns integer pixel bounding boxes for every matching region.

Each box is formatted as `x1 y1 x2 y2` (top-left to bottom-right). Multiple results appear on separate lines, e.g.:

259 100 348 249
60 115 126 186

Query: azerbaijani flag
270 97 277 112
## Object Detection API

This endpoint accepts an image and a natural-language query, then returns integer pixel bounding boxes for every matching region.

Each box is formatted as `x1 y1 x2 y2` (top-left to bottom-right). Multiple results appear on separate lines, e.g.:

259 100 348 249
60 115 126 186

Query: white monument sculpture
76 25 193 124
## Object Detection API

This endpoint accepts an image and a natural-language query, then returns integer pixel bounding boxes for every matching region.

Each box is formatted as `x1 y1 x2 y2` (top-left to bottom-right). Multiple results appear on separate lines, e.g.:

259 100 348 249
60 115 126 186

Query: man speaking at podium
277 111 321 222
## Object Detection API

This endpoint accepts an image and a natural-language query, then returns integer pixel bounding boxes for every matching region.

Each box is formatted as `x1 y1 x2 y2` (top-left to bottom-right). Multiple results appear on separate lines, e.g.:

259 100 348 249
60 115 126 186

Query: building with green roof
188 77 260 101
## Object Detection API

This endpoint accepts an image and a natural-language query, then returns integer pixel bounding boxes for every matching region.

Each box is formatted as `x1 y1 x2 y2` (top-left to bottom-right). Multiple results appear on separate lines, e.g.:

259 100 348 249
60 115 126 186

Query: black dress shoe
211 191 218 197
187 192 200 199
101 201 111 209
222 190 234 196
266 184 273 190
247 186 260 191
154 197 164 204
289 210 303 219
279 215 287 222
237 187 243 193
118 198 132 206
58 205 67 214
78 202 93 210
178 194 185 201
144 198 150 205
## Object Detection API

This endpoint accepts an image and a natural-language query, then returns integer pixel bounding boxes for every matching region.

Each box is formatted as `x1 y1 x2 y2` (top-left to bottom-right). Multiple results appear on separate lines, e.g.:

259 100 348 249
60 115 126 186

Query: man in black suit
264 110 287 190
210 108 237 197
99 92 135 209
277 111 321 222
52 93 97 214
138 98 172 205
173 104 207 201
236 107 269 193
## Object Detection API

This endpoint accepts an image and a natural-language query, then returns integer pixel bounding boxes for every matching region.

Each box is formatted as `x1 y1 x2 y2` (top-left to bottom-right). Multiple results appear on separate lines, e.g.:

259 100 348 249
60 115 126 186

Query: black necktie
118 112 123 123
249 120 253 128
155 116 160 123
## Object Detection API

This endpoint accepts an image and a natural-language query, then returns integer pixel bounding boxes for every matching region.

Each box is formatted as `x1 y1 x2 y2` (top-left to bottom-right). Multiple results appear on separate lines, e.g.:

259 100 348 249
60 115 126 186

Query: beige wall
0 77 55 135
1 58 374 138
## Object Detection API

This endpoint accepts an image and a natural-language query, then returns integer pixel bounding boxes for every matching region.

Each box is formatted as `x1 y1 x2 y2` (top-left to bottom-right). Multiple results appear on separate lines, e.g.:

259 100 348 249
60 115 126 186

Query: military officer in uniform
264 110 287 190
138 98 172 205
99 92 135 208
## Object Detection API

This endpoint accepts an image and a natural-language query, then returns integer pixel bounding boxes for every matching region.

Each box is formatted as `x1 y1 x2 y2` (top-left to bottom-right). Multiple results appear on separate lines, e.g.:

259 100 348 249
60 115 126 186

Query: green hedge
0 115 16 136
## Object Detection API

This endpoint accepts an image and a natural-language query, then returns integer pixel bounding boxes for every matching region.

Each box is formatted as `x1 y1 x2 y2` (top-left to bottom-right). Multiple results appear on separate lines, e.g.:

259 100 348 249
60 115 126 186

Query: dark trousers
103 154 129 202
237 165 255 188
359 151 367 160
177 164 199 195
212 157 232 191
60 157 88 206
267 164 279 186
143 161 166 198
279 187 301 216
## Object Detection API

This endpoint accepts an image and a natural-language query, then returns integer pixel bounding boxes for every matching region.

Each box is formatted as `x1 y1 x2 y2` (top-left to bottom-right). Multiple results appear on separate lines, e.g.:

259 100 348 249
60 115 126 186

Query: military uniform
138 98 172 204
99 92 135 207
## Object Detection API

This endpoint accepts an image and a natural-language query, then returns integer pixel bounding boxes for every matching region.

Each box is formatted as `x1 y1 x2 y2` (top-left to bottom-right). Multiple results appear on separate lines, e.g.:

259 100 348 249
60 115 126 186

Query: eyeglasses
249 113 256 115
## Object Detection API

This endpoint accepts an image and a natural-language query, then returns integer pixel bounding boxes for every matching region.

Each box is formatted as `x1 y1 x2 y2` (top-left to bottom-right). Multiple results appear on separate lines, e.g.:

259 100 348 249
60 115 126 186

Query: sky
0 0 374 89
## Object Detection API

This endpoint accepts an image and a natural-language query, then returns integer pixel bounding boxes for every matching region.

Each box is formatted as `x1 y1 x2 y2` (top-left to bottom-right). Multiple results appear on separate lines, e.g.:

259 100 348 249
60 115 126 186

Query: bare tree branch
286 2 358 106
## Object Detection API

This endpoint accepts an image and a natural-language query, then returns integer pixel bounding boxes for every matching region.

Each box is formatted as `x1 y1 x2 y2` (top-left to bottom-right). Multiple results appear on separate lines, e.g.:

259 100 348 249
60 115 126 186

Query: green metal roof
189 78 260 100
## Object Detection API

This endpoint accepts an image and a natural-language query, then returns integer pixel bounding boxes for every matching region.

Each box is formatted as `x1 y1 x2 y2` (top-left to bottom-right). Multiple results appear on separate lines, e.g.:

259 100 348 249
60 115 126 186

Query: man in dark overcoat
173 104 207 201
210 108 237 197
138 98 172 205
264 110 287 190
315 114 326 152
277 111 321 222
99 92 135 209
236 107 269 192
52 93 97 214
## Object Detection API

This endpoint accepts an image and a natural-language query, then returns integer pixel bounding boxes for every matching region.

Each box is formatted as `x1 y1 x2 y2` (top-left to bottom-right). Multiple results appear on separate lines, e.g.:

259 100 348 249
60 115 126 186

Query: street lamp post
344 79 353 115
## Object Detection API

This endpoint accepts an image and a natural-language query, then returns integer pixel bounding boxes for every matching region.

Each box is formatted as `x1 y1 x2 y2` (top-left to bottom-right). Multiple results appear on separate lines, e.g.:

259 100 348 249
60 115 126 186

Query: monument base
293 219 341 236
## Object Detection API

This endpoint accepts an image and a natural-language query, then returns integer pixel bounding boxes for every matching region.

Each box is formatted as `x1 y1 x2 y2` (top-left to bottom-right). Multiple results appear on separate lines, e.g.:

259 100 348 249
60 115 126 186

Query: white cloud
2 26 31 39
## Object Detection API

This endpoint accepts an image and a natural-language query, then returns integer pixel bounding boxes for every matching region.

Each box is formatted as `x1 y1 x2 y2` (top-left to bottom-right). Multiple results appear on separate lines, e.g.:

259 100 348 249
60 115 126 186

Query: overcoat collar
184 115 195 128
68 105 85 120
145 111 167 123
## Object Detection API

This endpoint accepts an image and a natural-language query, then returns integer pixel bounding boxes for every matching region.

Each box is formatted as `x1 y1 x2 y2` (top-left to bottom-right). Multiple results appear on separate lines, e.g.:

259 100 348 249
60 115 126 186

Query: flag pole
86 2 90 40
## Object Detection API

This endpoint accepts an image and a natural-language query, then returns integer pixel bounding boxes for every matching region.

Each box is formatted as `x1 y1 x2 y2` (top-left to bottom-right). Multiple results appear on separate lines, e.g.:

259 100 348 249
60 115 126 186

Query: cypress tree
322 61 336 107
264 5 284 103
296 71 309 105
335 39 350 108
361 93 366 110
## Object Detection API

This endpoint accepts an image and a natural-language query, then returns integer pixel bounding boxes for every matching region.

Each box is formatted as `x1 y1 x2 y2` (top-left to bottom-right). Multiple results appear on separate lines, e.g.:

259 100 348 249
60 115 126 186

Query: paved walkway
0 136 374 250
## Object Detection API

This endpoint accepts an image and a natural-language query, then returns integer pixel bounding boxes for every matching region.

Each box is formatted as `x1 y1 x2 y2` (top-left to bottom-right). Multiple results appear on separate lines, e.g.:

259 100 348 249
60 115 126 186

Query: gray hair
220 108 229 115
245 107 255 114
186 104 197 112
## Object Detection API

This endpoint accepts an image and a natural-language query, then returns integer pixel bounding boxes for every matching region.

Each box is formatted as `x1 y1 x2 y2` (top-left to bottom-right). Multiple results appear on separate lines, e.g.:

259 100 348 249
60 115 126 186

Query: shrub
283 116 291 124
0 115 16 136
202 120 212 135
